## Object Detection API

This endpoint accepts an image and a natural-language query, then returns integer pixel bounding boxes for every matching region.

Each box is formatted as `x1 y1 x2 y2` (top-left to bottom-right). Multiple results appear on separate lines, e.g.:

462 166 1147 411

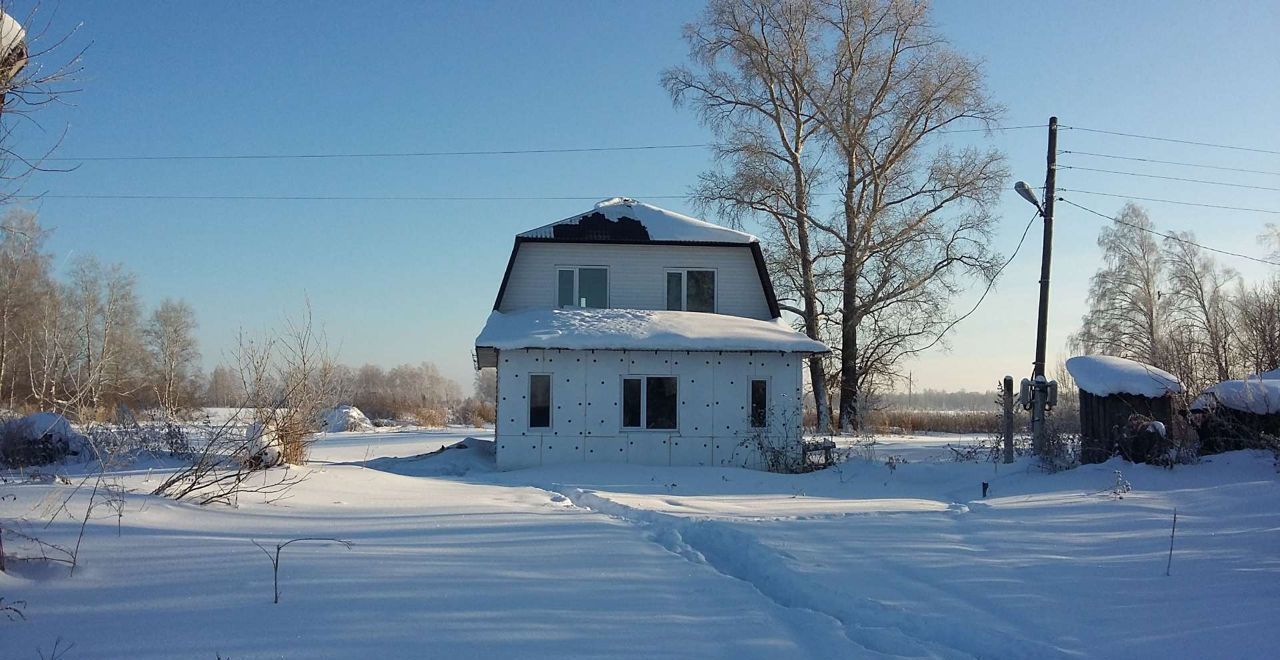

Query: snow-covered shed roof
1065 355 1183 398
1192 378 1280 415
518 197 757 244
1251 367 1280 380
475 308 828 364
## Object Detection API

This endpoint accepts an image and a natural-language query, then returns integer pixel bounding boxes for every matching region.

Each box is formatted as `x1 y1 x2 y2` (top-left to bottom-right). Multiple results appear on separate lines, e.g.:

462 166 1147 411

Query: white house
475 197 829 470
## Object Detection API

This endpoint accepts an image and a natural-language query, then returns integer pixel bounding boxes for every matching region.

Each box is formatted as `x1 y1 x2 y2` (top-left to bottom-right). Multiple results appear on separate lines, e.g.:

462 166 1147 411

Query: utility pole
1030 117 1058 454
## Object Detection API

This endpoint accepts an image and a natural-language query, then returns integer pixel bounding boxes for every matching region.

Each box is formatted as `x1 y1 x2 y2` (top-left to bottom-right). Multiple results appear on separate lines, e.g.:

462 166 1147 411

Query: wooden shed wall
1078 390 1174 463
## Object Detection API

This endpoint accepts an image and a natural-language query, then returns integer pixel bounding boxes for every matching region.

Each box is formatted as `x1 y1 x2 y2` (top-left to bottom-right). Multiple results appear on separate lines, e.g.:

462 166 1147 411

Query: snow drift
319 405 375 432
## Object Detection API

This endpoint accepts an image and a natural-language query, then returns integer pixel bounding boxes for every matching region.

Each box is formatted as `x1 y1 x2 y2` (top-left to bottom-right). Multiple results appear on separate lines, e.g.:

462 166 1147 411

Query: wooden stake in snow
253 537 353 604
1166 508 1178 577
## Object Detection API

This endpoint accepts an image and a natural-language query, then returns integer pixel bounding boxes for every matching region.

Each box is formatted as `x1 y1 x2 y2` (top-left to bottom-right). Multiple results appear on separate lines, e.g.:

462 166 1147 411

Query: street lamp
0 10 28 113
1015 117 1061 455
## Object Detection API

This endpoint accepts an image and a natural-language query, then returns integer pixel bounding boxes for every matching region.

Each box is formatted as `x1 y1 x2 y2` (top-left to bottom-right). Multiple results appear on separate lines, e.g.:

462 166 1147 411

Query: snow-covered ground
2 429 1277 658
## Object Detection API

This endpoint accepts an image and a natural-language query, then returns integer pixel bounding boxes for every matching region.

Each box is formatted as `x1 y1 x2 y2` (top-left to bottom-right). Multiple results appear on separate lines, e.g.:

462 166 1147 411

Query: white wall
499 242 773 320
494 348 804 470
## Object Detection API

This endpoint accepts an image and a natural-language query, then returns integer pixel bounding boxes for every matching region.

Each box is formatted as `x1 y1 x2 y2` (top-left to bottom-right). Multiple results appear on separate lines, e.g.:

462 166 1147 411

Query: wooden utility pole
1030 117 1058 454
1002 375 1015 464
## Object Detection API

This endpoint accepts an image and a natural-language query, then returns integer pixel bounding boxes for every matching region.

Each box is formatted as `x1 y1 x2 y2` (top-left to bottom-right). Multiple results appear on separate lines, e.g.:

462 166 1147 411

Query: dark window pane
530 374 551 428
646 377 678 430
578 268 608 308
557 269 575 308
751 379 767 428
622 378 642 427
666 271 683 310
687 270 715 312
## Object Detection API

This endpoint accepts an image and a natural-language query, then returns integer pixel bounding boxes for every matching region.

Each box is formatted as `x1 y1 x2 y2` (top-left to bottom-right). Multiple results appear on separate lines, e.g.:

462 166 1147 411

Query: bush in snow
0 413 86 468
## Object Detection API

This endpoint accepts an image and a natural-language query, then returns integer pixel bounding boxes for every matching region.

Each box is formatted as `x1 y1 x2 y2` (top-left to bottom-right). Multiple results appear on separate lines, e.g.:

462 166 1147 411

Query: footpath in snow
2 428 1278 659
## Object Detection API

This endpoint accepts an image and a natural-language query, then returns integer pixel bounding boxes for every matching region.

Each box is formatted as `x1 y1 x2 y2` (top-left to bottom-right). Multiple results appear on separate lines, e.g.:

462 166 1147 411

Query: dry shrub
415 408 448 428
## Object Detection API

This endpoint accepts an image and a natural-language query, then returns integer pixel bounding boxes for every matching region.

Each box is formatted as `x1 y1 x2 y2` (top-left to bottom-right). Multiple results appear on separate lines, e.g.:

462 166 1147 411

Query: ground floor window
751 379 768 427
622 376 678 430
529 374 551 428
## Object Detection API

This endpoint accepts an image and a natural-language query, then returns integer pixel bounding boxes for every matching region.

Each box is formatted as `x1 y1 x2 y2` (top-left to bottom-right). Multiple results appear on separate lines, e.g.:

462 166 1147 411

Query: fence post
1003 375 1015 464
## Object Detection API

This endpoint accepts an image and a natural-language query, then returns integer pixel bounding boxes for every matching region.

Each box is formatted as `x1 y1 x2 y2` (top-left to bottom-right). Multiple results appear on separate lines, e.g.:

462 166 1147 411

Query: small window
557 267 609 308
665 269 716 313
750 379 768 428
622 376 678 430
529 374 551 428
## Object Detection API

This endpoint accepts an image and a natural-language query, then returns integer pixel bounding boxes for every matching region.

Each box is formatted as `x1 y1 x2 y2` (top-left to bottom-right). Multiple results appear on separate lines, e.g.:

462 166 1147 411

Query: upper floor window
558 267 608 308
666 269 716 313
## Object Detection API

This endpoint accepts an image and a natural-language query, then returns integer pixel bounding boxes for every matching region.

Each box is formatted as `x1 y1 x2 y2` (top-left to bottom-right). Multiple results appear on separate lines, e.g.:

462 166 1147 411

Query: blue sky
8 0 1279 393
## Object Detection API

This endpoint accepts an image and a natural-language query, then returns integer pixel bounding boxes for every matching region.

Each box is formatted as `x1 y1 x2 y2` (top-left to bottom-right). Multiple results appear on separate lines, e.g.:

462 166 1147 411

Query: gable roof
493 198 782 317
518 197 757 244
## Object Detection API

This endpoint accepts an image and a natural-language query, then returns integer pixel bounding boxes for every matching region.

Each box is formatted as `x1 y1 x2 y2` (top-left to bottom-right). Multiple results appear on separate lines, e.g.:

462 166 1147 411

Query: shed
1190 377 1280 453
1065 355 1183 463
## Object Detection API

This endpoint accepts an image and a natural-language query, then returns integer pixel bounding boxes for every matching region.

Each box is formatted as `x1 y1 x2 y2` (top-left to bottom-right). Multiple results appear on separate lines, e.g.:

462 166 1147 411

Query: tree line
1075 205 1280 396
0 210 483 424
667 0 1007 431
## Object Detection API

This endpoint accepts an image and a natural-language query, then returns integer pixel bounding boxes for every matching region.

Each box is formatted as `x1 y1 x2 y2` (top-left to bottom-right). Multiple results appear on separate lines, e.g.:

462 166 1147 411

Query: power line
1060 150 1280 177
34 143 712 162
15 193 691 202
21 124 1043 163
905 210 1040 356
1059 165 1280 192
1062 125 1280 156
1056 188 1280 215
1057 197 1280 267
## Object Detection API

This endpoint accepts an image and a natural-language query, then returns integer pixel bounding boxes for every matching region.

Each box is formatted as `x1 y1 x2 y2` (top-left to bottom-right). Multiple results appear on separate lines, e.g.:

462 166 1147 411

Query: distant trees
144 299 200 415
669 0 1008 432
1076 204 1280 394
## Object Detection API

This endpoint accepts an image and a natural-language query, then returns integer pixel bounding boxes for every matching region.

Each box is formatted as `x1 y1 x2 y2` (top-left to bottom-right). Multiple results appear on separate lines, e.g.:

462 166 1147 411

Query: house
1064 355 1183 463
474 197 829 470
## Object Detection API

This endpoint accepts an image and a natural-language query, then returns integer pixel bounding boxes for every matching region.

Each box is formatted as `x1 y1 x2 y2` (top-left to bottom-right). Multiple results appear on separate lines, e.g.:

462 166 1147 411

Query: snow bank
1065 355 1183 397
520 197 757 244
1194 378 1280 415
0 412 86 467
319 405 375 432
476 308 829 354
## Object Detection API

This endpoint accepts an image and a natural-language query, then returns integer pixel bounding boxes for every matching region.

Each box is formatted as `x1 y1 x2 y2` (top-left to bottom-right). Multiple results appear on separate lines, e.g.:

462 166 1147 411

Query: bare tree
1234 276 1280 375
1078 204 1168 367
665 0 836 431
805 0 1007 431
144 299 200 416
1162 232 1238 392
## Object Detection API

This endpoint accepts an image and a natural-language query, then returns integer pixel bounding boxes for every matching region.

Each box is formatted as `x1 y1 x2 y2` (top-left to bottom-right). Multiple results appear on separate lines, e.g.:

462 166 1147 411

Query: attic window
666 269 716 313
557 267 608 308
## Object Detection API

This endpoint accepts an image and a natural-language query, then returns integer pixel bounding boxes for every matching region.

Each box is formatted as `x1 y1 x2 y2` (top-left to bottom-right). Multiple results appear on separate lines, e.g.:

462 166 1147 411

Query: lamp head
1015 181 1043 213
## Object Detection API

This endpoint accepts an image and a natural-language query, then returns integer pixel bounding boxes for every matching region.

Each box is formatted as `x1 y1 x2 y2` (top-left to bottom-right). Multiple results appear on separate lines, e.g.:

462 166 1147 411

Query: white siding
494 348 804 470
499 242 773 320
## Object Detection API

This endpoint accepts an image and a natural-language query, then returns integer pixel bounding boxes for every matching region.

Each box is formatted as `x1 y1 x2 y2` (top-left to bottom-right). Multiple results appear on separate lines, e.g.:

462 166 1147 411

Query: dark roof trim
492 236 783 319
749 242 782 318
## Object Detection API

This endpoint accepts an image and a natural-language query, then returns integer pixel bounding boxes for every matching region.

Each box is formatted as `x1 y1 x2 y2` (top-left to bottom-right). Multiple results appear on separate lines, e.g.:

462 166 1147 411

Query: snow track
545 484 1070 660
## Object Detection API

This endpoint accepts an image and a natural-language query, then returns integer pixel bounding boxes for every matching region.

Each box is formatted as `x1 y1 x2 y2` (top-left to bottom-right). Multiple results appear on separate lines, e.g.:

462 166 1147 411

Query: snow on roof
517 197 757 244
1193 378 1280 415
475 308 828 354
1251 367 1280 380
1065 355 1183 398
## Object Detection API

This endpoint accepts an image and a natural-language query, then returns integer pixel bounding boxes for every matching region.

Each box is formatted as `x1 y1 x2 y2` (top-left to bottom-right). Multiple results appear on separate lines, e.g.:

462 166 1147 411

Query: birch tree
806 0 1007 431
144 298 200 415
665 0 836 430
1078 204 1168 367
1162 232 1237 391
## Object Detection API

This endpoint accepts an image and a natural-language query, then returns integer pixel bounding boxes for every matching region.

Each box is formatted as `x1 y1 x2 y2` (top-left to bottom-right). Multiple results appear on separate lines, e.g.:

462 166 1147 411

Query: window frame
750 378 769 428
528 373 553 429
620 375 679 431
556 265 610 309
664 268 717 313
